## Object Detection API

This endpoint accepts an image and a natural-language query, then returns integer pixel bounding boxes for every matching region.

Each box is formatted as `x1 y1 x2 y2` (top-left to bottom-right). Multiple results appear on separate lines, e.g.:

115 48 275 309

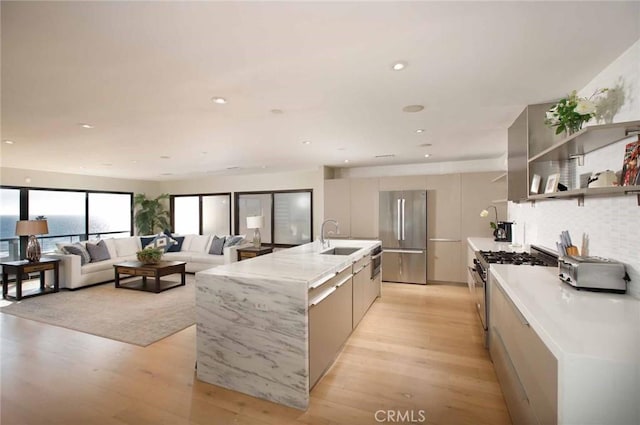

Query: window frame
234 189 313 248
0 185 133 258
169 192 232 236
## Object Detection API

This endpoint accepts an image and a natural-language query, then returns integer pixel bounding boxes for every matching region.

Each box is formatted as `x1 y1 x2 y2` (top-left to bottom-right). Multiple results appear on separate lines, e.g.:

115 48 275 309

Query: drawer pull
309 287 337 307
335 274 352 288
496 282 529 327
310 272 336 290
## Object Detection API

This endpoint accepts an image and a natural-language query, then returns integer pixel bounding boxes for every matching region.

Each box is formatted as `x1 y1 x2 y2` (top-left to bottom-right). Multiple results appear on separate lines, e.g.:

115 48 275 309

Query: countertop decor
544 88 608 135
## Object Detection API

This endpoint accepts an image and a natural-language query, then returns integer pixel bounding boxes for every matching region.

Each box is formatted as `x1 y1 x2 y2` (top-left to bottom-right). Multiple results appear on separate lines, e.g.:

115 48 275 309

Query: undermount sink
320 247 361 256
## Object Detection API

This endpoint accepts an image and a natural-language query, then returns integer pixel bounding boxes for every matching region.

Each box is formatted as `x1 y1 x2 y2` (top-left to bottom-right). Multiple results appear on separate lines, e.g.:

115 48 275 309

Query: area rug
0 276 196 347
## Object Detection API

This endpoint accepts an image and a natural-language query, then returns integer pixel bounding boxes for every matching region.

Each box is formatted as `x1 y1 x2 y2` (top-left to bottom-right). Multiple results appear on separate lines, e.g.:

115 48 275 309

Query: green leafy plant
544 88 608 135
134 193 170 235
136 246 163 264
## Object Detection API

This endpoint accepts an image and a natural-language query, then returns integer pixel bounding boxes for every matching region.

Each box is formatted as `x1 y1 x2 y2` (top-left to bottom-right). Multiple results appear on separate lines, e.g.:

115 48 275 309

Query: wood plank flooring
0 282 511 425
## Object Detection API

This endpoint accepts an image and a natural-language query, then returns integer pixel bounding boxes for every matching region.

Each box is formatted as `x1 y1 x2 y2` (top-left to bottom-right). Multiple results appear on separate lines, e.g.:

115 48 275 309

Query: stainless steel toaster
558 255 627 293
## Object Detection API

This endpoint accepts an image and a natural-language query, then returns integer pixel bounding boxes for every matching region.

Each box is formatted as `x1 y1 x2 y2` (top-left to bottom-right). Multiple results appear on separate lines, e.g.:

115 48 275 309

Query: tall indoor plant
134 193 171 235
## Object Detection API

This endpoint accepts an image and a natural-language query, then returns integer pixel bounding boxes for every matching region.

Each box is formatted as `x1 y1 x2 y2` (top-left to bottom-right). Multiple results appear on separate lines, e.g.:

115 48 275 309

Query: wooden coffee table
113 261 186 293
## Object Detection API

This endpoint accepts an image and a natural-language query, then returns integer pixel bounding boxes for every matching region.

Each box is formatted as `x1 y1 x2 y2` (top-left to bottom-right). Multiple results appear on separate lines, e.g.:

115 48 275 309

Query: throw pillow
114 237 139 257
140 236 156 249
145 233 177 253
208 236 226 255
86 239 111 263
163 230 185 252
223 235 245 248
61 243 91 265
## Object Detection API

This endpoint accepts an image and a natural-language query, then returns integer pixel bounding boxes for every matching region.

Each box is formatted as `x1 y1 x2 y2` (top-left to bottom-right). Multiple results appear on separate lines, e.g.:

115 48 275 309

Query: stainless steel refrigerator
379 190 428 284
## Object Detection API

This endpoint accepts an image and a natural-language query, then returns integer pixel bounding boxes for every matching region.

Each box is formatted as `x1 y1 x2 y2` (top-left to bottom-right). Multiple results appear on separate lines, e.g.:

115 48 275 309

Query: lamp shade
246 216 264 229
15 220 49 236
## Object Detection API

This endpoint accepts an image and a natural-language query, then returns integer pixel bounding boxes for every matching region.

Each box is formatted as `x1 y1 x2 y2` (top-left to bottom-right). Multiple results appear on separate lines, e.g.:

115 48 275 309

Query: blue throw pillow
163 230 185 252
208 235 226 255
140 236 155 249
223 235 244 248
145 233 177 253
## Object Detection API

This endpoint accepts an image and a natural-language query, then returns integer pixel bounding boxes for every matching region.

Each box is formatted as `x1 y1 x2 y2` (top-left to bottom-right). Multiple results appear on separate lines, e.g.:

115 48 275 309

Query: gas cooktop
478 250 549 266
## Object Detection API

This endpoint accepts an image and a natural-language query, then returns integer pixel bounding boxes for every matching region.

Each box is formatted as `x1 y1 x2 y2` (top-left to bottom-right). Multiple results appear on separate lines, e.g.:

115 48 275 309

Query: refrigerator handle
401 198 406 240
396 199 401 241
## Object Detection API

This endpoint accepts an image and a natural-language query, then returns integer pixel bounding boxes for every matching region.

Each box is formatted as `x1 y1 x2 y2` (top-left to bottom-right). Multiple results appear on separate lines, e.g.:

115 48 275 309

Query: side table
237 246 273 261
1 257 60 301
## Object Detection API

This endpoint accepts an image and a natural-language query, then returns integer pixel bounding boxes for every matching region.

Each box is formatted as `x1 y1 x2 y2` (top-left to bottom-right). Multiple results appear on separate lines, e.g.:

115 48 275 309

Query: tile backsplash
509 194 640 298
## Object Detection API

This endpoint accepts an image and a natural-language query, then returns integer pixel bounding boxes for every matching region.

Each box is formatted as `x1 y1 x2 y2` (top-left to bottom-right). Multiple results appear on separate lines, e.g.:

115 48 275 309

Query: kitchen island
195 239 381 410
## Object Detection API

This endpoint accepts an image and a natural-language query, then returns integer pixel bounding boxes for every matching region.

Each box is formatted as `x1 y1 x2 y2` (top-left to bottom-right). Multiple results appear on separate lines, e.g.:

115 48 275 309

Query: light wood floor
1 283 511 425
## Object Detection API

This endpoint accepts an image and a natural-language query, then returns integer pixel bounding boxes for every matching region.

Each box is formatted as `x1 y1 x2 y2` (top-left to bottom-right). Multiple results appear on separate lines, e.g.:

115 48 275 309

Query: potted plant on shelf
136 246 163 264
544 88 608 135
134 193 171 235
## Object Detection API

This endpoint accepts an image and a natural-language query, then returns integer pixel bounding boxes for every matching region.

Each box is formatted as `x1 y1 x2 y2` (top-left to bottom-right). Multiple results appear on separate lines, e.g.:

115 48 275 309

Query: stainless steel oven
371 245 382 279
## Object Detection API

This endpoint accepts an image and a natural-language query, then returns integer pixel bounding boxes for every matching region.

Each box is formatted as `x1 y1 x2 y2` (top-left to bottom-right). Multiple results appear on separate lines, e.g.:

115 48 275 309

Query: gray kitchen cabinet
378 175 427 191
352 255 372 328
323 179 351 238
425 174 463 283
489 274 558 425
349 178 379 239
309 272 353 389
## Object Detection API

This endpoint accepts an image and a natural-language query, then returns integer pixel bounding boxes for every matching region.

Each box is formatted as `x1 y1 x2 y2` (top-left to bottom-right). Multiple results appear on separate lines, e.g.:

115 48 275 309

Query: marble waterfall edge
196 271 309 410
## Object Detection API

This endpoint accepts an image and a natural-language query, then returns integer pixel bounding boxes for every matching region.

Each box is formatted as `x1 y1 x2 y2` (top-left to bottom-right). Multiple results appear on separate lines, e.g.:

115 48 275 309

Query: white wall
509 38 640 297
158 167 325 239
0 166 158 195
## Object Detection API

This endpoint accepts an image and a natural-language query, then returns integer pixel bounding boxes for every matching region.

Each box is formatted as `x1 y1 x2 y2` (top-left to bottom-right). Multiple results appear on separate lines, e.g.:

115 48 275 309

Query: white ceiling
2 1 639 181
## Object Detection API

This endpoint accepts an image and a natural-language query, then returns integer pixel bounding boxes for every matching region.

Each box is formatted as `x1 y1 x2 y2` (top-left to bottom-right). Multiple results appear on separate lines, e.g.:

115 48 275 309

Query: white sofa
47 234 249 289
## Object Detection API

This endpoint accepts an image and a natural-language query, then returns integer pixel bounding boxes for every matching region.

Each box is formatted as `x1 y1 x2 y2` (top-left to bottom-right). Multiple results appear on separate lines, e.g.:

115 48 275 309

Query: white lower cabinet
490 275 558 425
352 259 372 328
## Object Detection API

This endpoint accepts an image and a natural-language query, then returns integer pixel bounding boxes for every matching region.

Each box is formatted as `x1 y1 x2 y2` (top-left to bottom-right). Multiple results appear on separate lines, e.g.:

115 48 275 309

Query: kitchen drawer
117 267 155 277
309 264 351 303
492 281 558 425
353 255 370 274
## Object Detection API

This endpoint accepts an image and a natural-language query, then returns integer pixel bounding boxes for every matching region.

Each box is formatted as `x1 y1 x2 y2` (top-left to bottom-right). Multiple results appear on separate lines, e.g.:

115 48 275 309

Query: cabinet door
379 175 427 191
324 179 351 238
427 240 464 283
308 278 353 388
349 178 379 239
352 267 367 328
425 174 461 239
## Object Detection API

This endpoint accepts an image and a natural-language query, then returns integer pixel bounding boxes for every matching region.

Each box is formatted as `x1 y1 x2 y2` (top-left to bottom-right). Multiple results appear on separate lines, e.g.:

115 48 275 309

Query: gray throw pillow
62 243 91 265
209 236 226 255
86 240 111 263
223 235 244 248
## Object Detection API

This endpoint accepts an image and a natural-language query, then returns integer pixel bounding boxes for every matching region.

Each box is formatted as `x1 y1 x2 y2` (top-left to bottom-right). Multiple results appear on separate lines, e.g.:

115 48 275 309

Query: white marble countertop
467 237 527 253
198 239 381 286
490 264 640 363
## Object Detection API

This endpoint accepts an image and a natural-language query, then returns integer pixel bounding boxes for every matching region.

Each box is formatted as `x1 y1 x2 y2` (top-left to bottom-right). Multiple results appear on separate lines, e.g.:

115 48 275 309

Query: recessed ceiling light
416 129 425 134
3 140 14 144
403 105 424 113
226 166 240 170
160 155 170 159
261 165 268 169
271 109 284 114
424 154 431 158
161 173 173 176
79 123 94 129
302 140 311 145
131 160 138 164
211 97 227 104
391 61 407 71
337 147 345 151
375 154 395 158
102 162 112 166
419 143 432 147
344 159 350 163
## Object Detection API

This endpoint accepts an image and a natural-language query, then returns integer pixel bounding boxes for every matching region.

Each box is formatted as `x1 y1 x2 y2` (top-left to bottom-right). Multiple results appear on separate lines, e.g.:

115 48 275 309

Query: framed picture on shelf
620 136 640 186
530 174 542 194
544 173 560 194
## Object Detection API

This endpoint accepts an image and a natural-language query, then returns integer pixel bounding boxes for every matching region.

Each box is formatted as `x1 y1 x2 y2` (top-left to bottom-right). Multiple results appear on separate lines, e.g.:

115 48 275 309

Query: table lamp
15 219 49 262
246 216 264 248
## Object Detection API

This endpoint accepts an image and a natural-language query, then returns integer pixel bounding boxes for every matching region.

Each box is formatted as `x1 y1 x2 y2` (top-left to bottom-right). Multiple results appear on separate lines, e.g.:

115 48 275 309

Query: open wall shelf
527 185 640 206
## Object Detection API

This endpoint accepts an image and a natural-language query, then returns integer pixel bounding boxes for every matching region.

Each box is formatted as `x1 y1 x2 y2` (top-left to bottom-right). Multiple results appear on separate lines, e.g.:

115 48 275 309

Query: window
0 188 20 261
88 192 132 238
29 190 86 252
171 193 231 236
0 186 133 256
235 190 312 247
